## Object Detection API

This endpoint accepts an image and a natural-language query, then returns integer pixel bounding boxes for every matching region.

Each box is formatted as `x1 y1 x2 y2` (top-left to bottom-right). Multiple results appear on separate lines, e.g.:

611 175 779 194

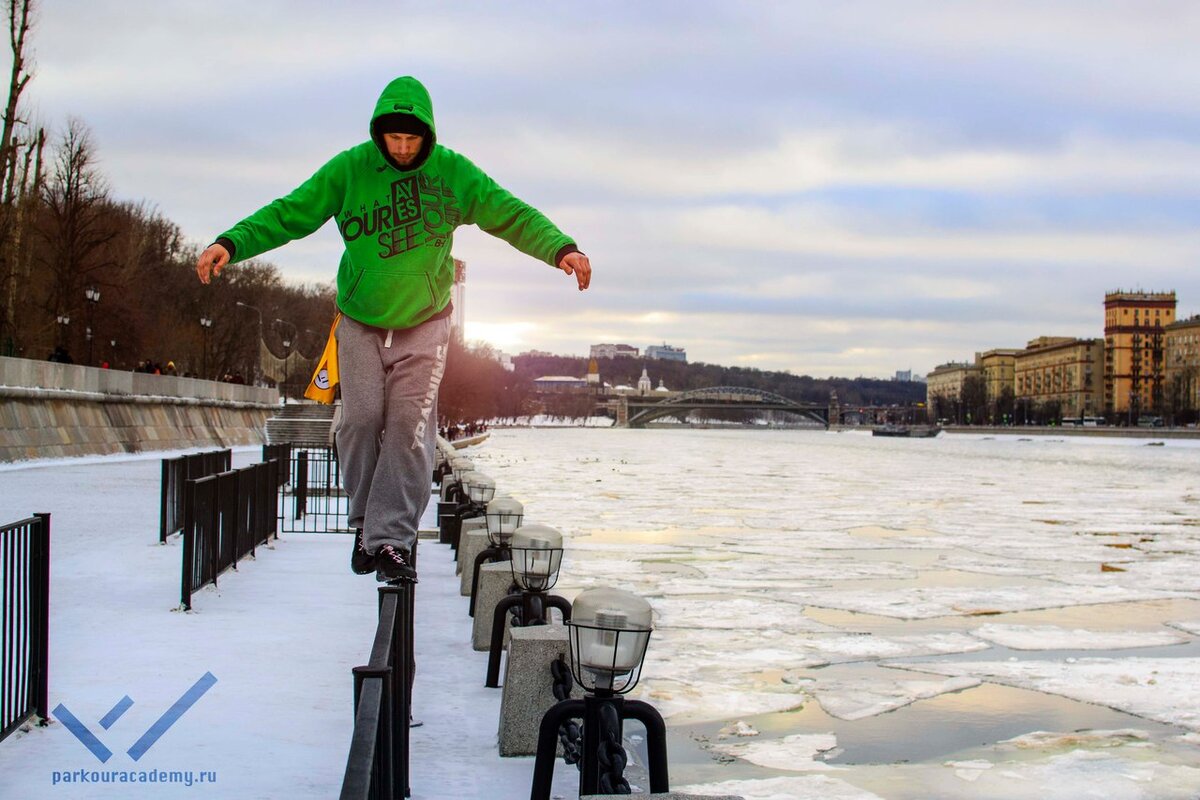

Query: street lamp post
200 316 213 379
484 523 572 688
530 587 668 799
235 301 263 384
274 318 297 396
84 286 100 365
55 314 70 351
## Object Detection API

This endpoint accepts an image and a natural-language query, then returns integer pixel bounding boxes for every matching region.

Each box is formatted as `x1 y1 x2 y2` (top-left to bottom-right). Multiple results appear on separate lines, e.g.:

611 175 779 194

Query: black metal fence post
0 514 52 743
181 484 196 610
341 583 414 798
159 459 171 543
295 450 309 521
31 513 50 724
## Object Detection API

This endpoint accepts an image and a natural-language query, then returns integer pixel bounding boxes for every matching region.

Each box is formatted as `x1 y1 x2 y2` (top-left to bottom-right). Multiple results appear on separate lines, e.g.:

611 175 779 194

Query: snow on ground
970 623 1189 650
893 658 1200 732
0 447 578 799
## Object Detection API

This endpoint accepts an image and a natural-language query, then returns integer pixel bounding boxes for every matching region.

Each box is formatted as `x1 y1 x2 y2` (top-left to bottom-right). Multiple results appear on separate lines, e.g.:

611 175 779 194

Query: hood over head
370 76 437 171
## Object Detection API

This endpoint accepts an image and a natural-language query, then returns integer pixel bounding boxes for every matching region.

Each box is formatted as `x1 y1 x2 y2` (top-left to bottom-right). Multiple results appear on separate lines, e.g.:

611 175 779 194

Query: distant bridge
609 386 830 429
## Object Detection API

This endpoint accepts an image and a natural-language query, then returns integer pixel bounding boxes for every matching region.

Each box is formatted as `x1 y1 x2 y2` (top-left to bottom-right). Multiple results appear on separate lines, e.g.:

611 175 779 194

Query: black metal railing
261 444 293 490
1 514 50 744
279 445 350 534
340 583 415 800
160 449 232 543
180 459 280 610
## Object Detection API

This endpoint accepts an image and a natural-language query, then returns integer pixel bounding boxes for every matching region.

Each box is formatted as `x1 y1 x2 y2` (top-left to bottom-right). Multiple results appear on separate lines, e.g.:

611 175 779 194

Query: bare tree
38 118 116 354
0 0 36 353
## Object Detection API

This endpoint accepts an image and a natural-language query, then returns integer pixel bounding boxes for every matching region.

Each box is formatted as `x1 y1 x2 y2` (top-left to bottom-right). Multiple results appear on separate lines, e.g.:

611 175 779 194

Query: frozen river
469 427 1200 799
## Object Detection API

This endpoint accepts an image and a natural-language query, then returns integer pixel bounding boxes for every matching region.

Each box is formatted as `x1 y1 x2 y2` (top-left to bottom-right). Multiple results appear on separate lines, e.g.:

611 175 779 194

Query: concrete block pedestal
458 526 490 589
497 624 578 756
455 518 488 574
471 561 517 651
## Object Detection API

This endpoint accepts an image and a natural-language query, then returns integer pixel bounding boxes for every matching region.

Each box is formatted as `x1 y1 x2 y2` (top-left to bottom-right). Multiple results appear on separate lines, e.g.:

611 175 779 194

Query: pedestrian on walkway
196 76 591 584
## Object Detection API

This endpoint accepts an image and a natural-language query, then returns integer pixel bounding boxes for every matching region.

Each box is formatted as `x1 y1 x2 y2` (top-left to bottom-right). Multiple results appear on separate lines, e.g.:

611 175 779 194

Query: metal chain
596 699 630 794
550 656 583 769
507 584 524 628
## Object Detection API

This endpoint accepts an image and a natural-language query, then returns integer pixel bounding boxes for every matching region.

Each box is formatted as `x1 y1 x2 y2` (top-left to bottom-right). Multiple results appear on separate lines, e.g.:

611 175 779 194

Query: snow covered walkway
0 447 577 799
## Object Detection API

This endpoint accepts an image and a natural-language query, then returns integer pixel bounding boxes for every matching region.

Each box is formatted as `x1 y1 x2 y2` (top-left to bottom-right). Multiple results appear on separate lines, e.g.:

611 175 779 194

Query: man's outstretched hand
196 243 231 285
558 251 591 291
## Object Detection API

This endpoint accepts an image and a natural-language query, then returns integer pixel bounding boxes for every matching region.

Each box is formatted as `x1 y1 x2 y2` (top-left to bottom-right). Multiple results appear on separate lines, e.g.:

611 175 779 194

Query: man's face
383 133 424 166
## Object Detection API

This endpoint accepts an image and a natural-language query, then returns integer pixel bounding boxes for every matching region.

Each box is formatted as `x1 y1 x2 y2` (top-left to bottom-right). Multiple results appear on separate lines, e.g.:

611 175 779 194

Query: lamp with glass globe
435 449 466 544
438 458 479 546
484 524 573 688
530 586 669 799
468 495 523 618
462 471 496 506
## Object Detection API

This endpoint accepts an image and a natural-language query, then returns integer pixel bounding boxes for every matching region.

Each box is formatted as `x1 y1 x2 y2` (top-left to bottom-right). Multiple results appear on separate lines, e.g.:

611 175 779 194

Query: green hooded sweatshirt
217 76 576 330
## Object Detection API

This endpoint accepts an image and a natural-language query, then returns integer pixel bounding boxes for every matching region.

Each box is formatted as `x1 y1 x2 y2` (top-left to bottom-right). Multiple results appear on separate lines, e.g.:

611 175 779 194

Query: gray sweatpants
335 313 451 556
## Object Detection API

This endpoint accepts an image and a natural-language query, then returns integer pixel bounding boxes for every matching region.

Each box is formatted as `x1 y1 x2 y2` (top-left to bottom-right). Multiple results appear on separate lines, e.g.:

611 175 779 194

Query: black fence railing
160 449 232 543
279 445 350 534
340 583 415 800
261 444 293 490
1 513 50 744
180 459 280 610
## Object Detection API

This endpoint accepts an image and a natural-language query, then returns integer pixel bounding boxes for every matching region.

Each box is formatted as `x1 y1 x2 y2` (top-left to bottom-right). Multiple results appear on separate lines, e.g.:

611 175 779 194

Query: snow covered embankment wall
0 355 278 461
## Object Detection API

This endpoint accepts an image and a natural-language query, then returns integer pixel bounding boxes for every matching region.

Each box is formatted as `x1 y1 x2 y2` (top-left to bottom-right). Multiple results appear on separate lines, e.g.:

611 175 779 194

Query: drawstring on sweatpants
384 329 394 348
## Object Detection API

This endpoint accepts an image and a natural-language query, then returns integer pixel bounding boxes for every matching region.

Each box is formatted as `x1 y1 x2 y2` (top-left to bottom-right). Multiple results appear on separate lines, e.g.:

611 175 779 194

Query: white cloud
18 0 1200 378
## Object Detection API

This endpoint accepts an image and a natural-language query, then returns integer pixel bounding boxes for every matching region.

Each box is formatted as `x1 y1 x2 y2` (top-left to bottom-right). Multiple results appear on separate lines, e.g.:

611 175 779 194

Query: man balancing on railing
195 75 591 584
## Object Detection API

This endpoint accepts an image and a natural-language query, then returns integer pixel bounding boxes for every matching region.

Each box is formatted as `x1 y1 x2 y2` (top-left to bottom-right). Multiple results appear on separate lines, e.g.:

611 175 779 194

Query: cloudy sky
22 0 1200 377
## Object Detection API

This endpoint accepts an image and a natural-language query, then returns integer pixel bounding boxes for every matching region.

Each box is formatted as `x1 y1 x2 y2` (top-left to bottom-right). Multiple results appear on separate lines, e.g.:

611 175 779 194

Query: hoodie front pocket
342 268 437 328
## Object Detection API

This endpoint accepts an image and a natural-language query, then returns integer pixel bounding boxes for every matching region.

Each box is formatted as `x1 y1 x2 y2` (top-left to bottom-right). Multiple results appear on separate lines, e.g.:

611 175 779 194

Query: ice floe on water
920 749 1200 800
468 429 1200 795
894 657 1200 731
679 774 886 799
970 623 1189 650
710 732 841 771
635 677 810 723
813 674 981 720
652 596 835 632
788 583 1184 619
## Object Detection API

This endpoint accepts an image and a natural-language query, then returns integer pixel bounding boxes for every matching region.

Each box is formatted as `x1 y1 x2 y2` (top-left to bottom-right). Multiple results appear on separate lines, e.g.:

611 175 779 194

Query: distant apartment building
893 370 913 382
1165 314 1200 418
1014 336 1104 418
1104 290 1176 416
449 258 467 341
925 361 979 419
590 343 639 359
975 349 1019 406
645 343 687 362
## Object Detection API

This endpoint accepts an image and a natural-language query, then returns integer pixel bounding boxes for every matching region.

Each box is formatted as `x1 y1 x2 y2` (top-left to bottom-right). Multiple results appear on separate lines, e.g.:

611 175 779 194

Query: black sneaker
351 529 375 575
375 544 418 584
